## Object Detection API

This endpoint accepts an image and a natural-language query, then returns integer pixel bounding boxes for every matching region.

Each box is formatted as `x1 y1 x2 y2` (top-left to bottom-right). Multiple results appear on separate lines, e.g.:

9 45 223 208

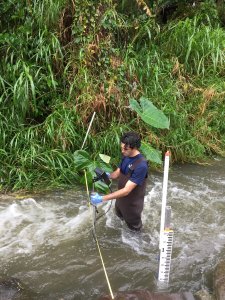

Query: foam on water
103 201 117 229
65 208 91 229
0 197 92 258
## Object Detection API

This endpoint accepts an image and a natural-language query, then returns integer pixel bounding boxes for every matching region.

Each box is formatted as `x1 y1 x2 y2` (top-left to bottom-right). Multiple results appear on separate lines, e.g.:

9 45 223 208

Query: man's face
120 143 133 157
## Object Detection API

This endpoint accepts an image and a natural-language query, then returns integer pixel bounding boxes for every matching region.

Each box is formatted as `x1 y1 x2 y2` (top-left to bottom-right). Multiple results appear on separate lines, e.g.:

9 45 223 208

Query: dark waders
115 158 147 231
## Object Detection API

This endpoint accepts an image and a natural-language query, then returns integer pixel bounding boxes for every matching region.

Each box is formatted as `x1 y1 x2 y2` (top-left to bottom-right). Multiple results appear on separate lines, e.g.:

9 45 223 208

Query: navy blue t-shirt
119 153 148 186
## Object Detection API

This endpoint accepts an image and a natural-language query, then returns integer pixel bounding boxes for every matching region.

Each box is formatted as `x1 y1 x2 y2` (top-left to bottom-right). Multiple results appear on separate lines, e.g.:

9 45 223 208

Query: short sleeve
129 161 148 186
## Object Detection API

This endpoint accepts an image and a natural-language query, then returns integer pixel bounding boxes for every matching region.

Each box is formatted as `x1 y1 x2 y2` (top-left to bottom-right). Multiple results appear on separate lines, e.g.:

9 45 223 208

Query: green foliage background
0 0 225 191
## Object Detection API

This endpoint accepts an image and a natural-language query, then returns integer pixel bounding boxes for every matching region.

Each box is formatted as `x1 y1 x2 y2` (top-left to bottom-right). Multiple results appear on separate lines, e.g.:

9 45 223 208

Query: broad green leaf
79 169 110 194
141 141 162 164
94 180 110 193
129 97 170 129
73 150 92 170
99 153 111 164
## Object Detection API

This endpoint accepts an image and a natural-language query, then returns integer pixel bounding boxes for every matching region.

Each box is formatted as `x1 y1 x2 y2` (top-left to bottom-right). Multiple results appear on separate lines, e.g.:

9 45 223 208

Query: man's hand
90 193 103 205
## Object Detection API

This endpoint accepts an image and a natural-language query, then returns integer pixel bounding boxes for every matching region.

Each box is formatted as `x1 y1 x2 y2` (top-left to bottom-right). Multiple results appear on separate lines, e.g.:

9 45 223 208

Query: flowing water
0 158 225 299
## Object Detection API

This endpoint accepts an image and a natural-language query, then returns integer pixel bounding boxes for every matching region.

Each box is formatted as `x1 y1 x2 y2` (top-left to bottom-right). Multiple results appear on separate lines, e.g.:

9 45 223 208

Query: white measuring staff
81 111 96 150
158 151 174 283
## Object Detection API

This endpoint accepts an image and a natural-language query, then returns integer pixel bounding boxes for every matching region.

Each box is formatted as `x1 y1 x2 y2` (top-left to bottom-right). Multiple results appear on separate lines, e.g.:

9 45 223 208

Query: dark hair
120 131 141 149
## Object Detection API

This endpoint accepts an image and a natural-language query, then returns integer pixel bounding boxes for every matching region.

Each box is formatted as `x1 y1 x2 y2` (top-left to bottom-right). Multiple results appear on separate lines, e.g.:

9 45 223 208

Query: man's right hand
90 193 103 205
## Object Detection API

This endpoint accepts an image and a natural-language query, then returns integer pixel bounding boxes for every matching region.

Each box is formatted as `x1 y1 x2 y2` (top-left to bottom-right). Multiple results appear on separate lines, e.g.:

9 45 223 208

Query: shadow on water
0 158 224 299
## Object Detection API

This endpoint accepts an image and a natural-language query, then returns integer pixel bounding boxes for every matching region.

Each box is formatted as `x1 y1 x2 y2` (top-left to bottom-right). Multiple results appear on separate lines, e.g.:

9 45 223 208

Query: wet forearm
102 188 130 201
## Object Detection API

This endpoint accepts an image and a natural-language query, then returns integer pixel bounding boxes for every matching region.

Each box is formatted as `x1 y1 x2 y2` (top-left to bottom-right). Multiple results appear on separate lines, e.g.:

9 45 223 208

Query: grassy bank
0 0 224 191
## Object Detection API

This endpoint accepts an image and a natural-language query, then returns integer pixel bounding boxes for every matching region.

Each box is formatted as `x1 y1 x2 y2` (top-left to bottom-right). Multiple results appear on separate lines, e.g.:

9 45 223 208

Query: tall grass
0 0 225 191
122 9 225 162
159 16 225 76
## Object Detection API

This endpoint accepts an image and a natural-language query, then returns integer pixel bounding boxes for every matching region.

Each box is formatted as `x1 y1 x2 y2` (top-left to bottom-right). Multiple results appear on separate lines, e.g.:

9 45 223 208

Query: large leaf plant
75 97 169 193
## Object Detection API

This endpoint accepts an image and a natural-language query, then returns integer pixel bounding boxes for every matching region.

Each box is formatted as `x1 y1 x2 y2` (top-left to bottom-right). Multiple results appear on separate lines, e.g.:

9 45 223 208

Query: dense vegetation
0 0 225 191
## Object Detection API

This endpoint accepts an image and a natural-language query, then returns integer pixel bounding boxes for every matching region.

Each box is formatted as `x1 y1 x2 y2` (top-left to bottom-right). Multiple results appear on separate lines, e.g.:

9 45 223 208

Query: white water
0 158 224 299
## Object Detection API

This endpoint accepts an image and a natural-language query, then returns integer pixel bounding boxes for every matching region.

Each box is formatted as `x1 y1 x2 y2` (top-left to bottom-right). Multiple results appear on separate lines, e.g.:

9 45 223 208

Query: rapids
0 158 224 299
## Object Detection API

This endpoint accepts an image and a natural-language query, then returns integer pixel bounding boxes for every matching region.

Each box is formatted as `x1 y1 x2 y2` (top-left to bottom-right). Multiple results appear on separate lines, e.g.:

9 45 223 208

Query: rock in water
194 289 214 300
214 260 225 300
0 277 32 300
99 290 195 300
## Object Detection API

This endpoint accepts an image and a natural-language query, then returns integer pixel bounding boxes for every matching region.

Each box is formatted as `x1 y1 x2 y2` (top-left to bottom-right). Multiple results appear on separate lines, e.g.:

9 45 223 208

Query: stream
0 157 225 299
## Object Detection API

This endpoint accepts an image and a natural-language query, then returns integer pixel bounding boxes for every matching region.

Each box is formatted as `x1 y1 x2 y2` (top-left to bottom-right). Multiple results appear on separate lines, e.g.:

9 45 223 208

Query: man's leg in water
115 203 142 231
125 219 142 232
115 204 124 221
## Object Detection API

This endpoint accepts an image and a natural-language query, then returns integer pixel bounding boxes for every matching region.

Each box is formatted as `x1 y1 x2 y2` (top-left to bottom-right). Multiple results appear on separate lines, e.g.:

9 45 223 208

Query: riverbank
0 1 224 191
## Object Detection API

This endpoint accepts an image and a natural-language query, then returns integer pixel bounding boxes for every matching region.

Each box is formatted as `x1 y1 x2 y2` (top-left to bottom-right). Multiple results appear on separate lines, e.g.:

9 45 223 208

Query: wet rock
99 290 195 300
214 260 225 300
194 289 214 300
0 278 22 300
0 277 32 300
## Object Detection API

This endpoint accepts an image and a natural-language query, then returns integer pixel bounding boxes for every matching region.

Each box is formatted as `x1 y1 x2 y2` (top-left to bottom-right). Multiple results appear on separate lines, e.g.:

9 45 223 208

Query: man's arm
102 180 137 202
109 167 120 180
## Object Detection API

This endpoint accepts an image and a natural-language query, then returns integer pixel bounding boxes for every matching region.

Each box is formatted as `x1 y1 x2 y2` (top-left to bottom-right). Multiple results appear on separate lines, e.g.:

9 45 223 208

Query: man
91 131 148 231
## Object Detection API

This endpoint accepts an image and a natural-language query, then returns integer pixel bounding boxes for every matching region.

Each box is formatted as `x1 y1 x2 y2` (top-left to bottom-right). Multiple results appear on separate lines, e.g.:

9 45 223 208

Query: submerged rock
0 278 22 300
0 277 33 300
214 260 225 300
194 289 214 300
99 290 195 300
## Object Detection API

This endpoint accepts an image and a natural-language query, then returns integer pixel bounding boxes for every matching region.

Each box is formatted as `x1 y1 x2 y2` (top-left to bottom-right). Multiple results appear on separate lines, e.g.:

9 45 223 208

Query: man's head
120 131 141 157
